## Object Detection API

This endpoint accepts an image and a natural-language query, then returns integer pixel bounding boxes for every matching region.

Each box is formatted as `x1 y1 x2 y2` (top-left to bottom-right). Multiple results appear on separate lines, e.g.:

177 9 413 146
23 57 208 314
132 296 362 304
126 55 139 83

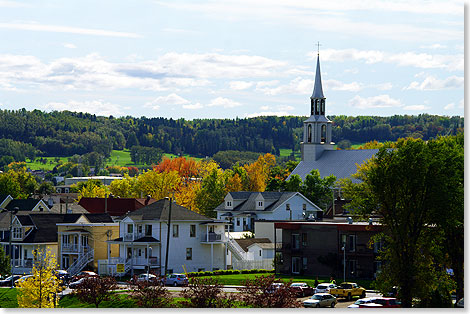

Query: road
298 291 382 308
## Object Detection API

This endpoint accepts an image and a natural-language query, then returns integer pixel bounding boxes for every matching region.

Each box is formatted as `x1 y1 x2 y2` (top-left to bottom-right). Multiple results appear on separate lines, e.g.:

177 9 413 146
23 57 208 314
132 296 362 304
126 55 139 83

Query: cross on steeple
316 41 321 55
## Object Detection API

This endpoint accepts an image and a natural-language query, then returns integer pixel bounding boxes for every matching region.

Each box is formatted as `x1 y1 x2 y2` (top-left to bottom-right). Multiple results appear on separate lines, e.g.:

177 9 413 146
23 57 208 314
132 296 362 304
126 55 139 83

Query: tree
181 277 235 308
237 275 300 308
136 169 180 200
16 249 62 308
340 137 463 307
243 153 276 192
195 168 226 217
75 276 118 308
75 180 109 200
37 181 55 197
0 246 10 277
129 275 171 308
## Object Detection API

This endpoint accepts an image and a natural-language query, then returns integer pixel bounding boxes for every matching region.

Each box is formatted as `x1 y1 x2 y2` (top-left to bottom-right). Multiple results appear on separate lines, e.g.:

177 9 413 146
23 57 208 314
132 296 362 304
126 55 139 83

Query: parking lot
298 291 382 308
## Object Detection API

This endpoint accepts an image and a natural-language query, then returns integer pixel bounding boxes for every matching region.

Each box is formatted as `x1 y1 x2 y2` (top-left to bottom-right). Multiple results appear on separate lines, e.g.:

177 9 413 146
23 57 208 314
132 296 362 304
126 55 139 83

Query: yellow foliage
136 169 181 200
243 153 276 192
224 173 243 193
174 180 202 214
16 249 62 308
77 182 109 201
109 174 139 198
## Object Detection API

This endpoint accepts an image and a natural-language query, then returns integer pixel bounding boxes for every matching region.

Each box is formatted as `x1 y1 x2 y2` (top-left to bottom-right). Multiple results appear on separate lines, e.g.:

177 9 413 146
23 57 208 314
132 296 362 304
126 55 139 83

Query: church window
315 100 319 115
307 124 312 143
321 125 326 143
321 100 325 115
310 99 314 115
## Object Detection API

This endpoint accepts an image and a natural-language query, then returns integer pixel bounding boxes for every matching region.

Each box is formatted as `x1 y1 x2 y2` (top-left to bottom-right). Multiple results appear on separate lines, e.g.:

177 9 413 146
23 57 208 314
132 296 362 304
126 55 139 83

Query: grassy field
278 148 301 161
0 288 18 308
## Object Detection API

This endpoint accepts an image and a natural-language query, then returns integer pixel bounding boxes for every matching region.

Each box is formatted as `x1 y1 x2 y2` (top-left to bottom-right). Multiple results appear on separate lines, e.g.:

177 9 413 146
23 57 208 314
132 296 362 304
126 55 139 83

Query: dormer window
12 227 22 240
258 201 263 207
226 201 232 207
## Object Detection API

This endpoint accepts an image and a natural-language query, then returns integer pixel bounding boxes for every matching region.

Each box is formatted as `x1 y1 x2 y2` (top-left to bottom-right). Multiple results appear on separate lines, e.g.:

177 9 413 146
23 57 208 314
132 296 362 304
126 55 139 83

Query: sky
0 0 464 119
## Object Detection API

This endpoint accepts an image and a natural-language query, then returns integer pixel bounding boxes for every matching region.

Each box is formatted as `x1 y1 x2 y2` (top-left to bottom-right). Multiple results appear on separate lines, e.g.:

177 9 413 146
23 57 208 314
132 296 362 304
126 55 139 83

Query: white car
347 297 379 308
303 293 337 308
137 273 158 282
314 283 336 294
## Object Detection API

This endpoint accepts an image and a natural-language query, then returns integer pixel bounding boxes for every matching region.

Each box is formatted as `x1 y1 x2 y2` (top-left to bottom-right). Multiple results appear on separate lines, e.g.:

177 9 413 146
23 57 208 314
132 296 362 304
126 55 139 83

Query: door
62 256 69 269
292 257 301 274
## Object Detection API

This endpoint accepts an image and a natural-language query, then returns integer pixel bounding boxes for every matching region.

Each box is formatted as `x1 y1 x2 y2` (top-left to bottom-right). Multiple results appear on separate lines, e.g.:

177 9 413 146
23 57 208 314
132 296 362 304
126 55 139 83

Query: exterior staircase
67 249 94 276
227 234 248 261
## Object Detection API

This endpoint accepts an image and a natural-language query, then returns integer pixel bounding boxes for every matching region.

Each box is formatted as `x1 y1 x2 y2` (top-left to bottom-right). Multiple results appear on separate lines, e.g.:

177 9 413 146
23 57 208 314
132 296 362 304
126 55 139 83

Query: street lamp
2 206 19 288
147 247 152 280
341 234 347 283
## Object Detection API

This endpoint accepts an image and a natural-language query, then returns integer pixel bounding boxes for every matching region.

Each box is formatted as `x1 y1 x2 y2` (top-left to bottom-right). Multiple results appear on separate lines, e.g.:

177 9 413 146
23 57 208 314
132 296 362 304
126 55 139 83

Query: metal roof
311 54 324 99
289 149 378 182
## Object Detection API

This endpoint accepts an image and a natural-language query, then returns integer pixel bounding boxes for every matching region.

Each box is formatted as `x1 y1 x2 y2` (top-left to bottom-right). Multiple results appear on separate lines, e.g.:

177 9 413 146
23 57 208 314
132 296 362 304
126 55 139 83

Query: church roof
289 149 379 183
311 54 324 99
304 115 331 123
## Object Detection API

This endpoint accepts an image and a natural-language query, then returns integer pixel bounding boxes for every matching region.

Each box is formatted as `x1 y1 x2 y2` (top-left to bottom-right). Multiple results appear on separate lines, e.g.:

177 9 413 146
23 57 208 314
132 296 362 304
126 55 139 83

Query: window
292 234 300 250
307 124 312 142
138 225 143 234
172 225 179 237
236 218 240 226
302 257 308 270
302 204 306 211
145 225 152 236
301 233 308 246
373 240 383 253
127 224 133 234
81 235 88 248
286 204 290 211
259 250 262 257
292 256 301 274
258 201 263 207
321 124 326 142
186 248 192 260
62 234 69 245
348 235 356 252
226 201 232 207
190 225 196 237
12 227 22 239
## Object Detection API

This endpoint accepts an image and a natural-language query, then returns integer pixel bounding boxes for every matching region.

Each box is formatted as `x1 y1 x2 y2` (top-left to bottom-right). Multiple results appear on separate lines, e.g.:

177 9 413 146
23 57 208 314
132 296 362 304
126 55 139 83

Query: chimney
145 195 151 205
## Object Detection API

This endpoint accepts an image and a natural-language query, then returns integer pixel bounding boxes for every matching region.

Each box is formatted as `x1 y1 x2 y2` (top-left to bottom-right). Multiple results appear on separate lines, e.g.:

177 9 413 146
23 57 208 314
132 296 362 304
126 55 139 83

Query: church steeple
310 53 326 116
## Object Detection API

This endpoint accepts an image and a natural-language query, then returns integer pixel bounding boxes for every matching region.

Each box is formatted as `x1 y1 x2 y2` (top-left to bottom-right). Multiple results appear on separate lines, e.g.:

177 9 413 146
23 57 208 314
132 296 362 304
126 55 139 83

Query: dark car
0 275 22 287
290 282 314 297
164 273 188 286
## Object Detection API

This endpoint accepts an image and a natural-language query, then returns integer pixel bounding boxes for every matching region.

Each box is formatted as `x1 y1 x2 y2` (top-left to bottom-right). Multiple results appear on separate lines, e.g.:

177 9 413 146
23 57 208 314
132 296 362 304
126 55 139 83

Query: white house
99 198 228 276
215 191 322 233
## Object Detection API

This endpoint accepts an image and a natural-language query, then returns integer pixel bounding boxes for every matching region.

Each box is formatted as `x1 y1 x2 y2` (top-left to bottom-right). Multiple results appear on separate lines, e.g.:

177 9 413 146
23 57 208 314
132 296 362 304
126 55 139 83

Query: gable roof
123 198 213 222
3 213 114 243
215 191 297 212
5 199 48 212
289 149 378 182
78 197 156 216
234 238 272 252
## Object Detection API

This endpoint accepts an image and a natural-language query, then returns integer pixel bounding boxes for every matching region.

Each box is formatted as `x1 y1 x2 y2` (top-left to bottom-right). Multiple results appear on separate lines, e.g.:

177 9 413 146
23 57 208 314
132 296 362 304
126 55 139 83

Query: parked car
348 297 380 308
72 271 98 281
303 293 337 308
69 277 90 289
56 270 71 286
0 275 22 287
136 273 159 283
15 275 33 286
290 282 314 297
164 273 188 286
267 282 284 293
314 283 337 294
455 298 464 308
358 297 401 308
329 282 366 300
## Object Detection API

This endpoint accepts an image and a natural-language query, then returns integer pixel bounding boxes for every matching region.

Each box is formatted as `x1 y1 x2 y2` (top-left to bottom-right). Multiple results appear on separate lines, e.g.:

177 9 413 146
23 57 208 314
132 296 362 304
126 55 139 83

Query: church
288 53 378 182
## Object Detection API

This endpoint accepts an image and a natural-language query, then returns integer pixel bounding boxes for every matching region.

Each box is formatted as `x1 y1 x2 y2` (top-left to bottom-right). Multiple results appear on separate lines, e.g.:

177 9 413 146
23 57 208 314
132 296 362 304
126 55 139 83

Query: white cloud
256 77 313 95
403 104 430 111
405 75 464 90
444 103 455 110
42 100 126 116
183 103 204 110
260 105 270 110
229 81 253 90
0 22 142 38
63 43 77 49
313 48 463 72
325 79 362 92
145 93 190 110
207 97 242 108
348 94 402 109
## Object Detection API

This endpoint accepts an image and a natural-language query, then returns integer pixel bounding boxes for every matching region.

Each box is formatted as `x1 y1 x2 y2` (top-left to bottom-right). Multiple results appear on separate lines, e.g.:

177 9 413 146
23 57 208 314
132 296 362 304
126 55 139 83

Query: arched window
310 99 314 115
321 124 326 143
315 100 319 115
308 124 312 143
321 100 325 115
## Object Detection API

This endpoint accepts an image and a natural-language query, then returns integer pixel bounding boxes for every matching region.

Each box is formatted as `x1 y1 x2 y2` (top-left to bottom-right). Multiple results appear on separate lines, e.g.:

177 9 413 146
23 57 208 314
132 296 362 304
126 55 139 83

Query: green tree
340 137 463 307
0 246 10 277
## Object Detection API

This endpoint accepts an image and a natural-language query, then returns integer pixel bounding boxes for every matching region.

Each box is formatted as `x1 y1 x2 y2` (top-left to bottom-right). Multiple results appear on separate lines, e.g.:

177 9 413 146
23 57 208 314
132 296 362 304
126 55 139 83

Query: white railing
67 249 94 276
232 259 274 270
200 233 224 242
127 257 159 266
11 259 33 268
123 232 146 241
227 234 249 261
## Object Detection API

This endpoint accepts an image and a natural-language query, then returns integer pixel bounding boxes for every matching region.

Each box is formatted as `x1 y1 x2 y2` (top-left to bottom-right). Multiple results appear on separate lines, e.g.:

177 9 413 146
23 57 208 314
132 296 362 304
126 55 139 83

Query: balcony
123 232 147 242
200 233 225 243
61 244 91 253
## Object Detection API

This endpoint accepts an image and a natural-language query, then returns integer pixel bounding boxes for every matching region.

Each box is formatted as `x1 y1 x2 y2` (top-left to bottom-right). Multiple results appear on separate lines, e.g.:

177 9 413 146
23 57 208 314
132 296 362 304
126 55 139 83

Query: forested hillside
0 109 463 161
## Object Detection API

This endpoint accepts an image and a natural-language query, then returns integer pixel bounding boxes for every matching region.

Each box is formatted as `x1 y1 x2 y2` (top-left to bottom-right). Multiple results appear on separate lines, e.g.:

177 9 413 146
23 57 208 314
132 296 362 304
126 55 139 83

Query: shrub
181 277 236 308
129 275 171 308
75 276 118 308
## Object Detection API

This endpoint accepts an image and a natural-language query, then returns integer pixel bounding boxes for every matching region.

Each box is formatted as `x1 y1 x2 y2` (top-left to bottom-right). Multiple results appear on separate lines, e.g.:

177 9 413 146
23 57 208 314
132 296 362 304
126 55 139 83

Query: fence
232 259 274 270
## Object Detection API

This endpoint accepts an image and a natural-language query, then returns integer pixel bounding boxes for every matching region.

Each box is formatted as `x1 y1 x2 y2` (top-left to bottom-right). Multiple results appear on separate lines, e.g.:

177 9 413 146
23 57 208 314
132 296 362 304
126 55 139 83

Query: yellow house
57 214 119 275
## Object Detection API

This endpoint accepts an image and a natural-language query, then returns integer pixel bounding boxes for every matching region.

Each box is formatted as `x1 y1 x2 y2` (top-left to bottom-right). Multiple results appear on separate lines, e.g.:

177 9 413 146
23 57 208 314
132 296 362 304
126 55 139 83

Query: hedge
187 269 273 278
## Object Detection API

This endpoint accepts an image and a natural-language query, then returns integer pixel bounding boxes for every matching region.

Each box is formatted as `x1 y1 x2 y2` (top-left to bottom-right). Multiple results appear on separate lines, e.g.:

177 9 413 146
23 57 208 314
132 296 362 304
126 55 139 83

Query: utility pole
8 207 19 288
164 197 172 276
342 234 346 283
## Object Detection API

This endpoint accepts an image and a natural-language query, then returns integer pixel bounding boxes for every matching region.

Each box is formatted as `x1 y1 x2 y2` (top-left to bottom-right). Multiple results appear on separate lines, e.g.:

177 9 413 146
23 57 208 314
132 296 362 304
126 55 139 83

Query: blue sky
0 0 464 119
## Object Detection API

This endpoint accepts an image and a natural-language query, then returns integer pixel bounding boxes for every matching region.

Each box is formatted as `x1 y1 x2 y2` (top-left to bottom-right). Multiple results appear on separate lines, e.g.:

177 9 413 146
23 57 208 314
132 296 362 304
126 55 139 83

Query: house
99 198 228 276
288 53 378 182
57 214 119 275
215 191 322 232
227 238 275 270
78 197 156 217
274 220 383 279
5 199 51 212
0 213 115 275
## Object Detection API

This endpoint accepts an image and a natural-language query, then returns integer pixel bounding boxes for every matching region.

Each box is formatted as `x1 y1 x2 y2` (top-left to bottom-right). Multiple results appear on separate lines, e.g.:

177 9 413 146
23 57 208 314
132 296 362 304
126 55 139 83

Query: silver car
164 273 188 286
303 293 337 308
314 283 336 294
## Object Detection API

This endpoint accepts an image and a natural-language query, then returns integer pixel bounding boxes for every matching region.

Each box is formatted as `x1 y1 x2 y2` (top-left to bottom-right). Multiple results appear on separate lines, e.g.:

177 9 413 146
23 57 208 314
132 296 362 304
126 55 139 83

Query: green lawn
26 156 68 171
0 288 18 308
278 148 301 161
